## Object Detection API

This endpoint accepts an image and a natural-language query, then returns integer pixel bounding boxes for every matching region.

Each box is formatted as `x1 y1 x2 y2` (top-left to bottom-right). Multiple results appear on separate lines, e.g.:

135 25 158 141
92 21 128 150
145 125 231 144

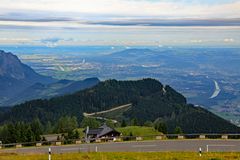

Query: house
84 124 121 141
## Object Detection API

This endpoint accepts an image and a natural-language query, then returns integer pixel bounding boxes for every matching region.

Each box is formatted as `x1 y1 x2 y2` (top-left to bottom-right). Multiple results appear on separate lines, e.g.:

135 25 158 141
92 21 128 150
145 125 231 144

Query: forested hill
0 78 239 133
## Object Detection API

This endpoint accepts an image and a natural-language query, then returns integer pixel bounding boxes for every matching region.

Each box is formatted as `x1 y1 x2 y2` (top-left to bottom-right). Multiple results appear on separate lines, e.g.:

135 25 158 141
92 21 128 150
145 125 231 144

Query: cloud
0 0 240 19
0 0 239 30
0 1 239 46
223 38 235 43
0 0 239 31
0 37 33 45
86 18 240 27
190 39 203 43
39 38 63 48
0 17 71 22
38 38 74 47
0 38 30 41
40 37 62 43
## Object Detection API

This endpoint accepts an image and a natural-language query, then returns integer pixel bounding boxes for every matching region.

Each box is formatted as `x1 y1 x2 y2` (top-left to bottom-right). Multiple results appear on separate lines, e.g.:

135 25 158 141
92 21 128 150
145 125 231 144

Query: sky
0 0 240 46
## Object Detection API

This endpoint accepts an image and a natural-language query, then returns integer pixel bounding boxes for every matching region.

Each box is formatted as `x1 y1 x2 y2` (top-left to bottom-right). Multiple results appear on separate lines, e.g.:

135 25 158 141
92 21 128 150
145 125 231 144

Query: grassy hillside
0 152 239 160
0 78 239 133
116 126 161 136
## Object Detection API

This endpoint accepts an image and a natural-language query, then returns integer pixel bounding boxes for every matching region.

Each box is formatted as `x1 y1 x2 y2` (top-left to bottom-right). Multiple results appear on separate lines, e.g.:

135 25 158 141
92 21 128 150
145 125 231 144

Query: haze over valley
1 46 239 126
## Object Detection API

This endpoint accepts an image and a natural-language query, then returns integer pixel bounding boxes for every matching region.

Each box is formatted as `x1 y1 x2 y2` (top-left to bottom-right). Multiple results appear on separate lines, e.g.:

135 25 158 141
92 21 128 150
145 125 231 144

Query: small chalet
84 124 121 141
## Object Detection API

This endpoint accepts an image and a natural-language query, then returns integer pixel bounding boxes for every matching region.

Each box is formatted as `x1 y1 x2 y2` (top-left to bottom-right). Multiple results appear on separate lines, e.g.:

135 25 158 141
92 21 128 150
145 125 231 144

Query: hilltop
1 78 239 133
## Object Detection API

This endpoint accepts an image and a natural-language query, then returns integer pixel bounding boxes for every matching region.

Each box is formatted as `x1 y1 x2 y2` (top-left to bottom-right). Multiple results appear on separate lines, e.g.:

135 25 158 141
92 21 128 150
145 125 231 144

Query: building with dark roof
84 124 121 141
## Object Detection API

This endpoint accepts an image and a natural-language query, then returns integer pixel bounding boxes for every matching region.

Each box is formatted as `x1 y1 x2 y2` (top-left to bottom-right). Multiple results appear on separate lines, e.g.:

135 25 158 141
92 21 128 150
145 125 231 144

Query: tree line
0 116 80 144
0 115 185 144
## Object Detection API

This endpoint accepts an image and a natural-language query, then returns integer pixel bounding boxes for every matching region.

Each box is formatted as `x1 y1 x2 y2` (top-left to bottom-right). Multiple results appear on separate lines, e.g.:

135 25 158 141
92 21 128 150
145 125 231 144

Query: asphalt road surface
1 140 240 154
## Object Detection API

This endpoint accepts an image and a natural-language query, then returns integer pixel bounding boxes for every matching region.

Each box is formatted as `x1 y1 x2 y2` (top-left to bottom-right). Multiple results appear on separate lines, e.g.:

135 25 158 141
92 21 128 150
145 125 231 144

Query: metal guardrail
0 133 239 149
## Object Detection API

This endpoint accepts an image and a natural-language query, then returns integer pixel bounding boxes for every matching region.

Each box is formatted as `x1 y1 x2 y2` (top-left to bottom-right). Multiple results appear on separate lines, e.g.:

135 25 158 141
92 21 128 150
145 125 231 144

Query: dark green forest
0 78 239 135
0 116 81 144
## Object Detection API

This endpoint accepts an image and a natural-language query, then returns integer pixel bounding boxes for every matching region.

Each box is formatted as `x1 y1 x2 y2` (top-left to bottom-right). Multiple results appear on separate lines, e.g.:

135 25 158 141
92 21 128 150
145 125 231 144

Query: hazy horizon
0 0 239 47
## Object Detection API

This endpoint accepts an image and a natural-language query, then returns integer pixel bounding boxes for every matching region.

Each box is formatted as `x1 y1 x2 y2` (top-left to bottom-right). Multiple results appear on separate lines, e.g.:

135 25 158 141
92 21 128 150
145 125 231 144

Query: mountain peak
0 50 56 105
0 50 25 80
0 50 55 82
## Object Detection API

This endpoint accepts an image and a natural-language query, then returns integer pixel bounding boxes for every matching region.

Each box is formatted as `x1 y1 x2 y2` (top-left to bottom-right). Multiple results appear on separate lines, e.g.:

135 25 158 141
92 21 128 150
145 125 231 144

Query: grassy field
116 126 161 140
0 152 240 160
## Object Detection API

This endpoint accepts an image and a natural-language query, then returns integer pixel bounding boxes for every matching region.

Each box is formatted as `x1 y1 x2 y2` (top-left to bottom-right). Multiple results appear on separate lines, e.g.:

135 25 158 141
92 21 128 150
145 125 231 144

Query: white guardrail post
48 147 51 160
199 147 202 156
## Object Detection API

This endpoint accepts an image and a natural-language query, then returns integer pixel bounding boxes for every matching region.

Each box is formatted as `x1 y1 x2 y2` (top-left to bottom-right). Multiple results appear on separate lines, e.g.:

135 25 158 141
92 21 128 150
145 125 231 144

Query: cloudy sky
0 0 240 46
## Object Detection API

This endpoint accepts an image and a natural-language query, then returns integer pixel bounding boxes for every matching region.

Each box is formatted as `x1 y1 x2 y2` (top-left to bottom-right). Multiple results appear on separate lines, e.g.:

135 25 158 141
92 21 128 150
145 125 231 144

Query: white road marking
207 145 236 147
206 144 236 152
132 145 157 148
60 148 87 151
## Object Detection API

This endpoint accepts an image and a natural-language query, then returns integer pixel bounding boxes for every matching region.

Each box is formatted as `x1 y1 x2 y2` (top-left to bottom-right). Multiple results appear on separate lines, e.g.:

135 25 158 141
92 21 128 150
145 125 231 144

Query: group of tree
0 79 239 135
120 118 138 127
0 115 115 144
0 119 43 144
55 116 80 140
0 116 83 144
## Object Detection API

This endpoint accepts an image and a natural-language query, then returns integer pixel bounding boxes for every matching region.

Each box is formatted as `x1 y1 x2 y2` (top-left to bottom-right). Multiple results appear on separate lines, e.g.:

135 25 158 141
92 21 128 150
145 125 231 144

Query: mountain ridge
0 50 56 105
1 78 239 134
0 50 100 106
2 77 100 106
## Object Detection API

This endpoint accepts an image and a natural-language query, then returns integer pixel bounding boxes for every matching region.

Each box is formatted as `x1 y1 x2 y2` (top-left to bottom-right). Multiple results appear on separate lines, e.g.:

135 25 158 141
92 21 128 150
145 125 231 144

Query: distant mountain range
1 78 239 133
0 50 99 106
